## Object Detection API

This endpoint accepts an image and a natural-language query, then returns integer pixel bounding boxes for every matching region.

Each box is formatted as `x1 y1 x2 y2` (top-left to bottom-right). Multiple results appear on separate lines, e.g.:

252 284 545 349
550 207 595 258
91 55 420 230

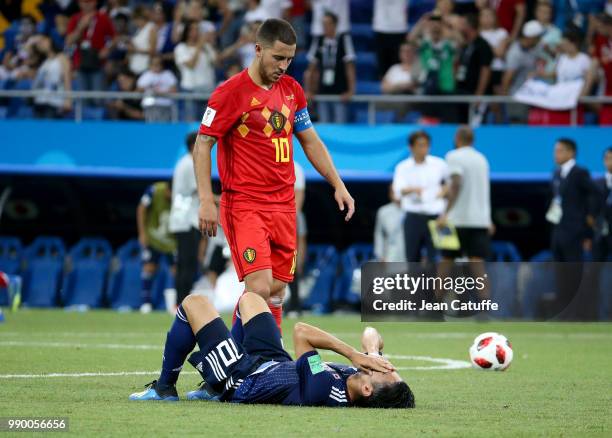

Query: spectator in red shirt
476 0 526 41
592 14 612 124
66 0 115 97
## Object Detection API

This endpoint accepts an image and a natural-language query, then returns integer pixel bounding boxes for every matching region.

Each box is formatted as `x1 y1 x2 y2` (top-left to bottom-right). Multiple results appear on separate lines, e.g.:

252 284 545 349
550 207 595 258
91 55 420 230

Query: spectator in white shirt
137 54 178 122
479 7 510 90
174 20 217 120
128 5 156 75
533 28 595 96
373 0 408 78
382 42 420 95
392 130 448 262
556 29 594 96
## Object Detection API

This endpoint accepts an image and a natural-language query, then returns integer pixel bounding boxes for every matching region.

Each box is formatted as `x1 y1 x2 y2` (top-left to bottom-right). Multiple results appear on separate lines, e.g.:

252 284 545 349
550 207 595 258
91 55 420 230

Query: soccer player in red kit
193 19 354 341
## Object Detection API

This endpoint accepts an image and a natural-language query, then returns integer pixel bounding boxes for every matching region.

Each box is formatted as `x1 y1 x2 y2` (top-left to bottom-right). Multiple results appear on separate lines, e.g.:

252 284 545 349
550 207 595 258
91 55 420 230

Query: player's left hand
349 351 395 375
334 186 355 222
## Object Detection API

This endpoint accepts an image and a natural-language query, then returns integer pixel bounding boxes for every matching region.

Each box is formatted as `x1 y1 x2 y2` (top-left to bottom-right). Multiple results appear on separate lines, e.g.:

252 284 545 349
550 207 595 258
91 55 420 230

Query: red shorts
220 206 297 283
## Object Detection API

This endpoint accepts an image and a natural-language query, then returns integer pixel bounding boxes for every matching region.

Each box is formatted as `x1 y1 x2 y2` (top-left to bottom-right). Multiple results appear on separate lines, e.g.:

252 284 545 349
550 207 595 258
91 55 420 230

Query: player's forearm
193 134 217 203
361 327 383 355
294 322 358 360
302 140 344 190
443 176 461 215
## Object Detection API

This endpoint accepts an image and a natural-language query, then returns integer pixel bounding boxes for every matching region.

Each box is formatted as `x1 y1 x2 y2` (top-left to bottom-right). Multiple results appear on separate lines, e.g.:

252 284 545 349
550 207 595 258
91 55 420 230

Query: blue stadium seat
302 244 339 314
0 107 8 119
0 237 23 306
61 238 112 308
351 24 374 51
107 239 143 310
486 262 519 318
520 251 554 319
332 243 374 306
23 236 66 308
356 80 381 95
355 52 377 80
490 241 522 262
350 0 373 24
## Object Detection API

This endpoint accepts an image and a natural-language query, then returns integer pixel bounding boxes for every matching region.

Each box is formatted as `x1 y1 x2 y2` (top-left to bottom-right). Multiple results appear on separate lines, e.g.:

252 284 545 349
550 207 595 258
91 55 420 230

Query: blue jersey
231 350 358 407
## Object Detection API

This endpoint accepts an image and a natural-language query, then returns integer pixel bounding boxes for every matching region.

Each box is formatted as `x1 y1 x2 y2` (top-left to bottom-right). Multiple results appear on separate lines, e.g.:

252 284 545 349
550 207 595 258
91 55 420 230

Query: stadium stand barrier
2 89 612 126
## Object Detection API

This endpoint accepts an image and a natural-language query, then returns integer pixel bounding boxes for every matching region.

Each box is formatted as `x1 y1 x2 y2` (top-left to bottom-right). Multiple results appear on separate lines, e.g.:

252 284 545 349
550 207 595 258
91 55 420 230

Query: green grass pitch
1 310 611 437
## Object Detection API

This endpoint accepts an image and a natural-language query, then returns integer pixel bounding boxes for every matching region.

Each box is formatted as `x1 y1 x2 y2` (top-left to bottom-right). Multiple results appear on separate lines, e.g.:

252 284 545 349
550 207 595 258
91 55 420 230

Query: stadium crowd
1 0 612 123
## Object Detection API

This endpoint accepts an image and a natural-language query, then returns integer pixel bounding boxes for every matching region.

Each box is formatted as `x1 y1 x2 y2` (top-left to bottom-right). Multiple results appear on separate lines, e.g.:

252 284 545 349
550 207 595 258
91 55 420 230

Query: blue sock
158 305 195 386
230 309 244 345
141 271 153 305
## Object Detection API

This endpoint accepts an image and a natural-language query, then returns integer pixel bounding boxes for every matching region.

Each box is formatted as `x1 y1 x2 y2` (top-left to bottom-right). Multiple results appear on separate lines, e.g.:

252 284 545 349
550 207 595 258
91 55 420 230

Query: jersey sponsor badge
308 354 324 375
202 106 217 127
270 110 286 134
243 248 256 264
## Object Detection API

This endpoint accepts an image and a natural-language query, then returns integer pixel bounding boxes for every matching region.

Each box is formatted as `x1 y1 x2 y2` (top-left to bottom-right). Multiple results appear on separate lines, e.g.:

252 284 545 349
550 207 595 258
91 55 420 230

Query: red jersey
199 69 310 212
66 11 115 69
493 0 524 34
594 34 612 96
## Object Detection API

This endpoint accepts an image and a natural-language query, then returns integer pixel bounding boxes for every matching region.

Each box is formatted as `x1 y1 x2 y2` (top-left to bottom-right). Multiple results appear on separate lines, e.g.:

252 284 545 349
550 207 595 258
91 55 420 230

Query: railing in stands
1 90 612 125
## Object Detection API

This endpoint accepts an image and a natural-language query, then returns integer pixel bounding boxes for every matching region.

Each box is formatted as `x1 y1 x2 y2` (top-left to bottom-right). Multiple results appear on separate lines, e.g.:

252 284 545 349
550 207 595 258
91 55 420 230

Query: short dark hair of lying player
129 293 414 409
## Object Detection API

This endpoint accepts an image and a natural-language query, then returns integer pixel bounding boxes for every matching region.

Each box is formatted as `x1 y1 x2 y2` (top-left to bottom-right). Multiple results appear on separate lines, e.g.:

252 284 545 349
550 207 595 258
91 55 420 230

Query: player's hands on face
350 351 395 375
334 186 355 222
199 199 218 237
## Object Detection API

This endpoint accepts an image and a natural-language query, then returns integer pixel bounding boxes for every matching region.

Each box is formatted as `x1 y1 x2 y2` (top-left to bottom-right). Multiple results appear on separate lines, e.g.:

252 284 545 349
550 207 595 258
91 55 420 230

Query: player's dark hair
355 381 415 409
256 18 297 47
557 137 577 155
181 20 198 43
464 13 479 30
408 130 430 147
562 28 583 49
186 131 198 152
604 146 612 156
456 125 474 146
324 11 339 25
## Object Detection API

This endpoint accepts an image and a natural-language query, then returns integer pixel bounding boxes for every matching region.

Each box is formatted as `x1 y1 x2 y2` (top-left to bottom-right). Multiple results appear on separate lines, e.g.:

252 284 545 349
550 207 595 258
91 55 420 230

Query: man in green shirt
136 181 176 313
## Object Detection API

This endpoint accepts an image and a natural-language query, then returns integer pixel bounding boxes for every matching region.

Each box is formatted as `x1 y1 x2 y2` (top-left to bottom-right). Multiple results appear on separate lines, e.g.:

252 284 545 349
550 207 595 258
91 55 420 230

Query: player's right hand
199 199 218 237
349 351 395 375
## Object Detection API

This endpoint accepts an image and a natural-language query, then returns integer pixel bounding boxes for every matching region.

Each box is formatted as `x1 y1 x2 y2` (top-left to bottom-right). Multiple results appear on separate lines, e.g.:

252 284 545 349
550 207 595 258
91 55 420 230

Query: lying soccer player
129 293 415 408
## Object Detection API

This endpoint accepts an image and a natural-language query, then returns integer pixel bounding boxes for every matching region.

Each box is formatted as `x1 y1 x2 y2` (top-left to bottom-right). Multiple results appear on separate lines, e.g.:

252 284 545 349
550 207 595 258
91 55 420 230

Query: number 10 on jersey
272 138 290 163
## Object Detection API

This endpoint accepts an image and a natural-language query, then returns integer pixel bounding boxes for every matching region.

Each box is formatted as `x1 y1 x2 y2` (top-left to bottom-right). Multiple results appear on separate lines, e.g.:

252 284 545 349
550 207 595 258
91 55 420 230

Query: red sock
268 301 283 335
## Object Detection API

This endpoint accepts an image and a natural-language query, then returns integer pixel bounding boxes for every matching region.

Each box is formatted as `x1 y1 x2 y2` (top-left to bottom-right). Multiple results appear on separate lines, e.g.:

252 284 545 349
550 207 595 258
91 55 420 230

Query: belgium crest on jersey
270 110 286 134
243 248 256 264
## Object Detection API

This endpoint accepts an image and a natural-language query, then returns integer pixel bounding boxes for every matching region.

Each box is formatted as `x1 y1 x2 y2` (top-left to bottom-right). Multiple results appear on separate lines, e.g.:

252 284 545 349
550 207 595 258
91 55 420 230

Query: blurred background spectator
65 0 115 98
32 34 72 118
305 11 355 123
173 19 216 121
373 0 408 78
136 53 177 122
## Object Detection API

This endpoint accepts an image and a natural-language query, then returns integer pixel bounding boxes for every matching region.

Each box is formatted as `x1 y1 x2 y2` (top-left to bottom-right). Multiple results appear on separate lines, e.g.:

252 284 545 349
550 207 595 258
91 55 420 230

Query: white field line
0 339 471 376
1 331 611 340
0 370 199 379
